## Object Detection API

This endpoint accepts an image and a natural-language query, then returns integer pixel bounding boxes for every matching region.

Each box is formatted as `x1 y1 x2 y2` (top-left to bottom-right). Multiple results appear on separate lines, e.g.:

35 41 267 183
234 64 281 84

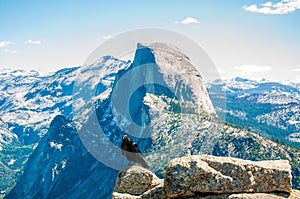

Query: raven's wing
121 139 149 169
132 143 142 154
135 153 149 169
121 138 126 155
132 143 149 168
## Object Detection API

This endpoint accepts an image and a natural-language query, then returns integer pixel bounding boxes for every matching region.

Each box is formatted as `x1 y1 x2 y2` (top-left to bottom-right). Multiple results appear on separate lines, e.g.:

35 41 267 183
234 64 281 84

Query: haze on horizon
0 0 299 82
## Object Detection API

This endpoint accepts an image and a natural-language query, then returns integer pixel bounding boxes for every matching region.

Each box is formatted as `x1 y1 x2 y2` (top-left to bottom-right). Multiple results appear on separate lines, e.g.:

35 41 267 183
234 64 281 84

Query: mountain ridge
1 43 300 198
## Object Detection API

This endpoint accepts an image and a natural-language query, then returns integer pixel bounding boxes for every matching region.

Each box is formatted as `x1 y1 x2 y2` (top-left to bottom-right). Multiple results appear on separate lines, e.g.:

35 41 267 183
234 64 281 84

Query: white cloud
293 66 300 72
243 0 300 15
25 39 42 45
262 1 273 7
103 35 116 40
175 17 200 25
0 41 12 48
235 65 272 76
3 49 18 53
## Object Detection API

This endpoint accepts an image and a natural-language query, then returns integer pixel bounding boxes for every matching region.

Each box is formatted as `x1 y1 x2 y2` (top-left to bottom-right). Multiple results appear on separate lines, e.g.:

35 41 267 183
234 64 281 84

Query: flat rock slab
164 155 292 198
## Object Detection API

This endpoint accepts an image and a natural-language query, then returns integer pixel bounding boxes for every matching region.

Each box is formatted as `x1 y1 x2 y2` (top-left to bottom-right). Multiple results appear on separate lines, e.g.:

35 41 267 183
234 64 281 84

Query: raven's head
122 135 132 144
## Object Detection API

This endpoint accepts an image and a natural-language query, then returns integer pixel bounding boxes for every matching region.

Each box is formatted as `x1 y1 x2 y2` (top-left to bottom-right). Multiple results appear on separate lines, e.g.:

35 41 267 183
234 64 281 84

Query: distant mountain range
0 43 299 198
1 67 299 150
0 67 78 145
208 77 300 148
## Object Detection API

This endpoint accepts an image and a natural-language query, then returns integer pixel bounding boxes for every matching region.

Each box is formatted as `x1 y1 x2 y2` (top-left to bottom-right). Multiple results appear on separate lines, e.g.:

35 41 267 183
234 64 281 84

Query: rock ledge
113 155 299 199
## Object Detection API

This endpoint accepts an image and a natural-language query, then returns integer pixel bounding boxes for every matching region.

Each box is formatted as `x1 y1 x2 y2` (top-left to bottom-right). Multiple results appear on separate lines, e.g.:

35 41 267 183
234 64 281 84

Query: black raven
121 135 149 169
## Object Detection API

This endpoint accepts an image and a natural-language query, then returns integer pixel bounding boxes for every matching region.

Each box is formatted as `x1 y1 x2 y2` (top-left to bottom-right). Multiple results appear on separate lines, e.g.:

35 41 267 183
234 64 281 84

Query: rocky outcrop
165 155 292 197
113 155 299 199
114 165 163 195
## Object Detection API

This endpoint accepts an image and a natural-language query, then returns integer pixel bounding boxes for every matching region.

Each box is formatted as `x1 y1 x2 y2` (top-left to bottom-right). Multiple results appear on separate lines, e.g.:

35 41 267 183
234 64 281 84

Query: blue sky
0 0 299 81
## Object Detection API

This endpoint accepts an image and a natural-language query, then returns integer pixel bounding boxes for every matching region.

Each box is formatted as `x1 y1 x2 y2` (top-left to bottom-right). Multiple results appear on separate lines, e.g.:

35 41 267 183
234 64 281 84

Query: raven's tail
137 155 149 169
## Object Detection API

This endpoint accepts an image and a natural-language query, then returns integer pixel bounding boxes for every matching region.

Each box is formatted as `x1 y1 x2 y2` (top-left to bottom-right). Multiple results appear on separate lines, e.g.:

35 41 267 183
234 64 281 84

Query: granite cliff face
6 115 119 199
110 42 215 134
5 43 300 198
129 43 215 114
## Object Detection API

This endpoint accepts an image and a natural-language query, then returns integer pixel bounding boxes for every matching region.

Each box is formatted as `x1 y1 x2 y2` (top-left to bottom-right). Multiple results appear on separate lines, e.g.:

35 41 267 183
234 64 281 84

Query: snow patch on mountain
73 55 130 113
287 133 300 143
0 67 79 144
49 141 63 150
